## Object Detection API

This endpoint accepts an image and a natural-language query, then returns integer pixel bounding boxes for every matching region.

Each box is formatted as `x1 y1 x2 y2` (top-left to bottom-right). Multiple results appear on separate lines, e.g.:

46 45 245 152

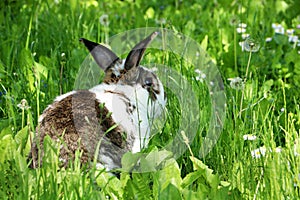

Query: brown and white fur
29 32 166 170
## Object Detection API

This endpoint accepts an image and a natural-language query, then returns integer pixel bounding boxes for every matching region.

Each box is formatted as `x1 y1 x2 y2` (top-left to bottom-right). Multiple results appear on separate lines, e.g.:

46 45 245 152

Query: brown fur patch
30 90 127 168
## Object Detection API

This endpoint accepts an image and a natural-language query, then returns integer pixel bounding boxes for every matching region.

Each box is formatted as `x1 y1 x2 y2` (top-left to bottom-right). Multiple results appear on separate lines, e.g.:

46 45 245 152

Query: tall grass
0 0 299 199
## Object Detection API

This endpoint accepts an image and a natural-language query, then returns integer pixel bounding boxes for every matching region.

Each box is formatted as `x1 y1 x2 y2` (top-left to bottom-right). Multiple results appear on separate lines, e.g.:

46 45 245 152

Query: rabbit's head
80 32 165 114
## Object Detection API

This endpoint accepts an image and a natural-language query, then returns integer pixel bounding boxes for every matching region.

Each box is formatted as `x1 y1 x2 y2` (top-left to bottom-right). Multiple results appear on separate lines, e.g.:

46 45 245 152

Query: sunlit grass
0 0 299 199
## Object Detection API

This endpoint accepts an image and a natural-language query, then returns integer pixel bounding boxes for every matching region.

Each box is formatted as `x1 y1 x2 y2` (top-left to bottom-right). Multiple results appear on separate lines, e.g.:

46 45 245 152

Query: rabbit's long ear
124 32 158 71
80 38 120 71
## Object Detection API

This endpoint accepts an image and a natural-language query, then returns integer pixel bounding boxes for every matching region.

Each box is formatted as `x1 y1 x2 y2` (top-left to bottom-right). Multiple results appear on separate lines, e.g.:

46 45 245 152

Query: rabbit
29 32 166 170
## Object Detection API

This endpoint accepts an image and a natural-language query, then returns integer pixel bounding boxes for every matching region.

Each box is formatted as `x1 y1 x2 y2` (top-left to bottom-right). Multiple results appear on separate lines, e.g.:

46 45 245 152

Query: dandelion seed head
244 37 260 52
155 18 166 25
17 99 31 110
228 77 244 90
229 16 239 26
99 14 109 26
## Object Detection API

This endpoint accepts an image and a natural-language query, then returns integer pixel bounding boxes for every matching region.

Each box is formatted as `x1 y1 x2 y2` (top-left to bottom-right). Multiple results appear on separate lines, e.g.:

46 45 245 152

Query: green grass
1 0 300 199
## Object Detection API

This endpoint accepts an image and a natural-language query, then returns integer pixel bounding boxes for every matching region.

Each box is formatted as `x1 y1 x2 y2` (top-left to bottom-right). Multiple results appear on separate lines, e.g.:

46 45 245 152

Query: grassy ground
0 0 300 199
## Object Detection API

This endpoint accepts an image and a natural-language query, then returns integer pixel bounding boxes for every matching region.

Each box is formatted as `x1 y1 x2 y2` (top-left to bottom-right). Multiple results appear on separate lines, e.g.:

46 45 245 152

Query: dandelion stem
239 51 252 118
234 28 238 73
245 51 252 81
21 108 25 129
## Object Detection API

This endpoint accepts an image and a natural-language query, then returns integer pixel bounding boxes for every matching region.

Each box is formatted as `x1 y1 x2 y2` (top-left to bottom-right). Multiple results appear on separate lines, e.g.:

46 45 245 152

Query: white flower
61 52 65 57
251 146 267 159
272 23 281 29
265 37 272 42
228 77 244 90
275 147 282 153
242 33 250 39
272 23 284 34
99 14 109 26
238 23 247 28
195 69 206 82
280 108 285 112
243 134 257 141
236 27 246 33
286 29 294 36
288 35 298 43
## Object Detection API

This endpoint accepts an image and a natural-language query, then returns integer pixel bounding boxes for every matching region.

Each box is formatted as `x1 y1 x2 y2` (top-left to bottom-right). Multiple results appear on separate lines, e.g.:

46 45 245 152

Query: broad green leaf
14 125 29 146
13 151 28 173
96 171 122 199
0 60 6 79
0 125 13 138
190 156 211 172
121 152 143 172
20 48 35 92
157 158 182 192
124 173 152 200
159 184 182 200
182 188 206 200
181 170 203 189
189 156 220 189
0 134 16 163
34 61 48 80
144 149 173 168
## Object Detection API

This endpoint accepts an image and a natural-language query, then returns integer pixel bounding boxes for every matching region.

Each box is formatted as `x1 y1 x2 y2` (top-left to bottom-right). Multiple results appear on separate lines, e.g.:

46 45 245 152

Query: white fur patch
89 73 166 153
54 91 76 102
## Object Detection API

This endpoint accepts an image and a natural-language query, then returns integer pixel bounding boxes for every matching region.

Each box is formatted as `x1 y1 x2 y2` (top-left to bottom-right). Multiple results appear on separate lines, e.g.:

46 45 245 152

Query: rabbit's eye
145 77 153 87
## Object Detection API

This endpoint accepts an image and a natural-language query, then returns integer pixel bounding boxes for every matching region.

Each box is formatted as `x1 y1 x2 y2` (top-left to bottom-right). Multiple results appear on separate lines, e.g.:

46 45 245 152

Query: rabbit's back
31 89 132 169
